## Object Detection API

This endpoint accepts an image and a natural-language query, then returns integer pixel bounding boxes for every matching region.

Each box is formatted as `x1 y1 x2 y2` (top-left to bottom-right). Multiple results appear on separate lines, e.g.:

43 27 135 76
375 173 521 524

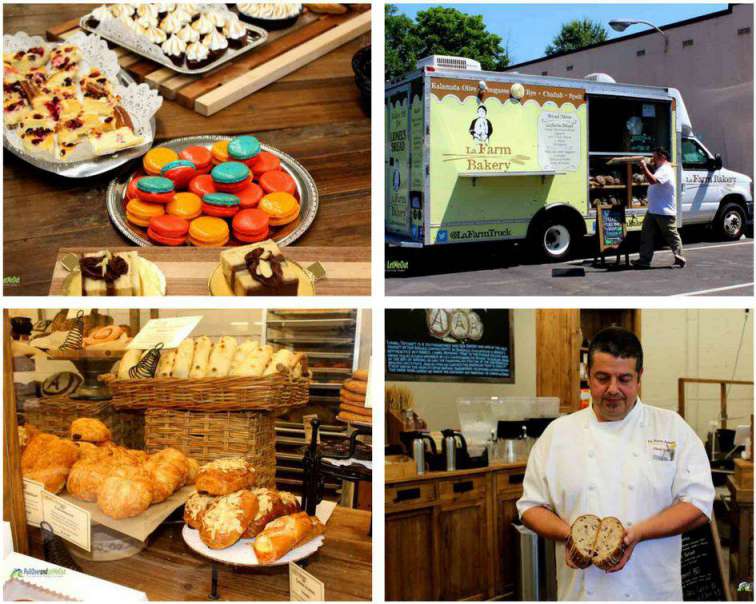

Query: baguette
172 338 195 378
343 379 367 395
156 350 177 378
189 336 212 378
229 340 261 377
208 336 237 377
263 349 296 376
253 511 325 564
340 389 366 404
352 369 369 382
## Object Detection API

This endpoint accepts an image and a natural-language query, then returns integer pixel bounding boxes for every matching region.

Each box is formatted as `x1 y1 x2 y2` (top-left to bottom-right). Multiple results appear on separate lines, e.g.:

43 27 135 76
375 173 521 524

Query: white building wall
506 5 753 178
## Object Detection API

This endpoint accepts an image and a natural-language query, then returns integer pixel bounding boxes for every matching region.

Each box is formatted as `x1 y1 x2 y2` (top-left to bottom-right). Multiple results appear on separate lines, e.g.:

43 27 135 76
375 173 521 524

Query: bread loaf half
172 337 195 378
189 336 212 378
592 517 626 570
567 514 600 569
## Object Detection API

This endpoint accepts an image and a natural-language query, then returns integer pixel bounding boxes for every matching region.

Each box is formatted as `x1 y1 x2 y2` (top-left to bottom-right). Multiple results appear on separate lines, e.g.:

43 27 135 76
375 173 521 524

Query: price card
40 491 91 552
289 561 325 601
23 478 44 527
128 316 202 350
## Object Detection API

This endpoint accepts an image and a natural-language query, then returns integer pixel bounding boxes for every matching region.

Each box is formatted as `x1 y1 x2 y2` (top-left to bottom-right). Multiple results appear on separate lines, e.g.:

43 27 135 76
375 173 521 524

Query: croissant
67 459 113 501
145 448 189 503
97 475 152 519
199 490 258 549
70 418 112 443
22 433 80 494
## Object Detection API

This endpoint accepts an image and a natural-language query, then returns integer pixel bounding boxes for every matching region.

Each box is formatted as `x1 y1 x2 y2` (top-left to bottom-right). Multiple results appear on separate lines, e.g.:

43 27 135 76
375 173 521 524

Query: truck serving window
588 96 671 153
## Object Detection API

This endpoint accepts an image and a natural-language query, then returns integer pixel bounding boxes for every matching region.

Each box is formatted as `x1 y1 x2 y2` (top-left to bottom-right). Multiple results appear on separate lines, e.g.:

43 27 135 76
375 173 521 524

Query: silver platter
80 15 268 76
106 134 319 248
2 70 156 179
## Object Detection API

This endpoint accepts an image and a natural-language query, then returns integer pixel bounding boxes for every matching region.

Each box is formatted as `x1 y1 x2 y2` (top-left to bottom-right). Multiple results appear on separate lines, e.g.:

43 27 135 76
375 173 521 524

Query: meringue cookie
144 25 167 46
159 13 183 34
177 24 200 44
203 30 228 53
191 14 215 35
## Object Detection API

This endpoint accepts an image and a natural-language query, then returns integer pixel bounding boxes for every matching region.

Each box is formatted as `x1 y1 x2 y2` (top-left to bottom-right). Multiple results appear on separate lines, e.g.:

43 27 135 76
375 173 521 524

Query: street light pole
609 19 669 53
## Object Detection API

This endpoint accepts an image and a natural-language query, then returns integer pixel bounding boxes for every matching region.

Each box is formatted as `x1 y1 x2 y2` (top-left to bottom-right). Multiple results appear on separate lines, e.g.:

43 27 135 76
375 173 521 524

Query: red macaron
259 170 296 196
189 174 217 198
232 208 270 243
147 214 189 246
248 151 280 176
180 146 213 174
135 176 175 204
126 174 145 201
160 160 197 190
214 176 251 193
236 182 264 208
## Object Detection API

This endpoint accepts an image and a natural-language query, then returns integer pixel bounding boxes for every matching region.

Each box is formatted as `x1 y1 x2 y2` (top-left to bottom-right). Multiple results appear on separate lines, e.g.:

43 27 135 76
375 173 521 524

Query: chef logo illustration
469 104 493 144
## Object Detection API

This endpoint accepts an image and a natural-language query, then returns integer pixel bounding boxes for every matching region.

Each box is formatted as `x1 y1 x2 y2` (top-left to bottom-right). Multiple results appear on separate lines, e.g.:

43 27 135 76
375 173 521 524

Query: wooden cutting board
49 246 370 296
46 6 370 116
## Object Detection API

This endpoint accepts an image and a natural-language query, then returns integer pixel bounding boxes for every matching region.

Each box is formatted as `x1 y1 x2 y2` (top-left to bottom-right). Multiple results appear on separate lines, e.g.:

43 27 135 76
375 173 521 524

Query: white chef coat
516 399 714 601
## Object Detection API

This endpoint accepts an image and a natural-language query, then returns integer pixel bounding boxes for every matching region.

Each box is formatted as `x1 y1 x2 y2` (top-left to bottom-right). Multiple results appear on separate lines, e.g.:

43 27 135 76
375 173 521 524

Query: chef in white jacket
517 327 714 601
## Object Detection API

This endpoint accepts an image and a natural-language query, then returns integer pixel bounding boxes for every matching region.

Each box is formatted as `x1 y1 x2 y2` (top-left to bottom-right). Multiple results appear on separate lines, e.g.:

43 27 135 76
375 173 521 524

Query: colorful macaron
259 191 300 227
126 174 145 201
228 135 261 164
236 182 264 209
179 145 213 174
161 159 197 189
167 192 202 220
148 214 189 246
188 173 217 198
126 198 165 227
211 161 251 193
249 151 280 176
259 170 297 196
143 147 179 175
136 176 175 204
210 140 230 165
232 208 270 243
188 216 229 247
202 192 240 218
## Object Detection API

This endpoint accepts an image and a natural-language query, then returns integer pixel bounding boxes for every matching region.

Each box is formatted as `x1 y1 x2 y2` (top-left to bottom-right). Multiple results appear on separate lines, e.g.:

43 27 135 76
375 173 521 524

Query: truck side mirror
712 154 723 171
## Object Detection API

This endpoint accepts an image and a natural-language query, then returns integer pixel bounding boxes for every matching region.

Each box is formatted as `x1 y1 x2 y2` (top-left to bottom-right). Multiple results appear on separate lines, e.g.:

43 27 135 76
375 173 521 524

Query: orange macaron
126 198 165 227
259 191 300 227
167 192 202 220
143 147 179 175
188 216 229 247
210 140 230 165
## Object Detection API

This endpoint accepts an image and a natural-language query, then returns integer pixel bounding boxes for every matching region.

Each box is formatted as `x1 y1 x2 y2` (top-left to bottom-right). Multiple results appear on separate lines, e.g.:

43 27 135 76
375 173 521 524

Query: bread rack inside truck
385 55 752 260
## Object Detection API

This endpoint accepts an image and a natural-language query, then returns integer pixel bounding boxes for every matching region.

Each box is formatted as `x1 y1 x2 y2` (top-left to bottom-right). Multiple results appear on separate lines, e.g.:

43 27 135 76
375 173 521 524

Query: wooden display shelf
46 6 371 116
590 184 627 190
49 246 370 296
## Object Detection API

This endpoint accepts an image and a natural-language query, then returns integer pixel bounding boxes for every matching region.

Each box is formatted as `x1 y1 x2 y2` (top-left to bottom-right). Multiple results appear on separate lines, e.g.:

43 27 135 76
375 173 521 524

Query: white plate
181 499 336 567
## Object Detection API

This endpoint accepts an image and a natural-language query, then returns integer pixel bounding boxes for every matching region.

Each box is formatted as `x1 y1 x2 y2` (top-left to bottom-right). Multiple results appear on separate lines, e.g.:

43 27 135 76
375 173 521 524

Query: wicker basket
144 409 277 488
105 374 309 411
19 394 144 449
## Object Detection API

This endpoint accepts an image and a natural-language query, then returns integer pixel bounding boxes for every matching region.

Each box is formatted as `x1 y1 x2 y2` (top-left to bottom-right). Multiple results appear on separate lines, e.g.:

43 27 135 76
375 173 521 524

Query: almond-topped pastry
199 489 258 549
183 491 216 529
243 488 301 538
253 511 325 564
195 457 256 495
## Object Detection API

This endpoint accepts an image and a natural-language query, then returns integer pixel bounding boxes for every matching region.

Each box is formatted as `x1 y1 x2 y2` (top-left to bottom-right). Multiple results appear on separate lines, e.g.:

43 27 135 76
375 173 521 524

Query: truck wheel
531 218 577 262
715 203 745 241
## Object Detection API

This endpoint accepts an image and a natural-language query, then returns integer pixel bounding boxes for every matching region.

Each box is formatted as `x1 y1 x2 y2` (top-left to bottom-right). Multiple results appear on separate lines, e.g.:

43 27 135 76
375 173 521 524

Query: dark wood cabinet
386 465 525 601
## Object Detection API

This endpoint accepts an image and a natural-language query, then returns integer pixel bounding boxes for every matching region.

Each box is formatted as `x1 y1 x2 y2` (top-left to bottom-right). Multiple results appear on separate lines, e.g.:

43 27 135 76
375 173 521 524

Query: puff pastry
97 475 152 519
253 511 325 564
70 417 111 443
199 489 258 549
22 433 80 493
195 457 256 495
243 488 301 538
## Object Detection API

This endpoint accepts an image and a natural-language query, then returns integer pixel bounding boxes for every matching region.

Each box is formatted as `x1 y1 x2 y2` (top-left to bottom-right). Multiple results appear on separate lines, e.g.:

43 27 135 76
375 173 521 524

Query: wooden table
3 4 371 296
28 506 372 601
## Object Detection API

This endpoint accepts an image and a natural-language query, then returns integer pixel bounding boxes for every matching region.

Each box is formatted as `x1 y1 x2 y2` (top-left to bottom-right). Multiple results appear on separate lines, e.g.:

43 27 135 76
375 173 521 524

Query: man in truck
633 148 687 269
517 327 714 600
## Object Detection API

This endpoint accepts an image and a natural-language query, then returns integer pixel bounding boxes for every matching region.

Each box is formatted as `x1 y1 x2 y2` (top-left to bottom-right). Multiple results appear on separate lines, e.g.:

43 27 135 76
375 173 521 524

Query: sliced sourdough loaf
567 514 601 569
592 516 626 570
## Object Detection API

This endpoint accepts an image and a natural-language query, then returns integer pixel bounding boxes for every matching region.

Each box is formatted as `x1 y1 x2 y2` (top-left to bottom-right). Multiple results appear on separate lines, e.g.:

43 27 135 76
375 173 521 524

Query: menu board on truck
386 309 514 383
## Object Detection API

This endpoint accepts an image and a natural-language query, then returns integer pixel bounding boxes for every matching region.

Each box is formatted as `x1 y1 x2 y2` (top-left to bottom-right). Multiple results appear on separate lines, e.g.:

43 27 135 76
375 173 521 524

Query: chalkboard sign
681 522 729 601
597 204 627 252
385 309 514 383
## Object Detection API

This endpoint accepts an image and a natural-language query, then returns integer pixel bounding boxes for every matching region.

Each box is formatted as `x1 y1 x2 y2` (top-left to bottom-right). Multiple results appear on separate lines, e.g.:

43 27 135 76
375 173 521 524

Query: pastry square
3 92 28 127
88 126 144 156
19 124 55 154
48 45 80 72
220 240 299 296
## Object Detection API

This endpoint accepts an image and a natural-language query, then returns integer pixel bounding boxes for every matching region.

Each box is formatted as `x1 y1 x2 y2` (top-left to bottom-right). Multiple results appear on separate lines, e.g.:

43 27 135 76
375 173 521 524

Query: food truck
385 55 753 260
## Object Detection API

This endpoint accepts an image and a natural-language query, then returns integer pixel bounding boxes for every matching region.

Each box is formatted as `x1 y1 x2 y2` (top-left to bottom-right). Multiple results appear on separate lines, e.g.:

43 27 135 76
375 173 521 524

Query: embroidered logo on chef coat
647 439 676 461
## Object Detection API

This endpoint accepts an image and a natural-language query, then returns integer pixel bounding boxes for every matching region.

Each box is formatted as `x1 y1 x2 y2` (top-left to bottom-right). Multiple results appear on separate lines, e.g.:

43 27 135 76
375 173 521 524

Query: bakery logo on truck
685 174 737 185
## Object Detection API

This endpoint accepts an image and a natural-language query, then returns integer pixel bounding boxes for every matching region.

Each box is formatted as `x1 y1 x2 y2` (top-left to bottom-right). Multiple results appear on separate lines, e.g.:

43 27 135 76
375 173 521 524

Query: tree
385 5 510 80
545 18 608 56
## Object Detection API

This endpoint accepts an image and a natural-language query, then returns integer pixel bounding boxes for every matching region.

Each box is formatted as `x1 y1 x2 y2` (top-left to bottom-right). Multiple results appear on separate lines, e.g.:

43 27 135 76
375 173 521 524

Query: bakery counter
385 462 527 601
28 506 372 601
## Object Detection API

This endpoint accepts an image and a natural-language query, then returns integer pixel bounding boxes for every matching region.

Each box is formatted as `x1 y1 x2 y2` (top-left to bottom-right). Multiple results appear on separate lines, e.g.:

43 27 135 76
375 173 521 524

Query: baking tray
2 70 156 179
79 13 269 75
106 134 318 248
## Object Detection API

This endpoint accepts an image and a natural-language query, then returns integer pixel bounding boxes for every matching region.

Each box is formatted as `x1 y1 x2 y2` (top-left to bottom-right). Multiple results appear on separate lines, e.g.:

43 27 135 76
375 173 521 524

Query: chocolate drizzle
244 248 284 288
80 254 128 283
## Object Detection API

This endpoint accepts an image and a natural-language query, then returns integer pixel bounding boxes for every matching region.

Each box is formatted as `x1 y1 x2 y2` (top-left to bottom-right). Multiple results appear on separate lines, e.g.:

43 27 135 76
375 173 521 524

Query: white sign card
537 111 580 172
24 479 91 551
289 561 325 601
23 478 44 527
127 316 202 350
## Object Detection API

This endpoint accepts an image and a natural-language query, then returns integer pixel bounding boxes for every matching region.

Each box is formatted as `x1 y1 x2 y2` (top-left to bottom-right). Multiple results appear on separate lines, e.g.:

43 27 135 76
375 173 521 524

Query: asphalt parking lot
386 230 754 297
